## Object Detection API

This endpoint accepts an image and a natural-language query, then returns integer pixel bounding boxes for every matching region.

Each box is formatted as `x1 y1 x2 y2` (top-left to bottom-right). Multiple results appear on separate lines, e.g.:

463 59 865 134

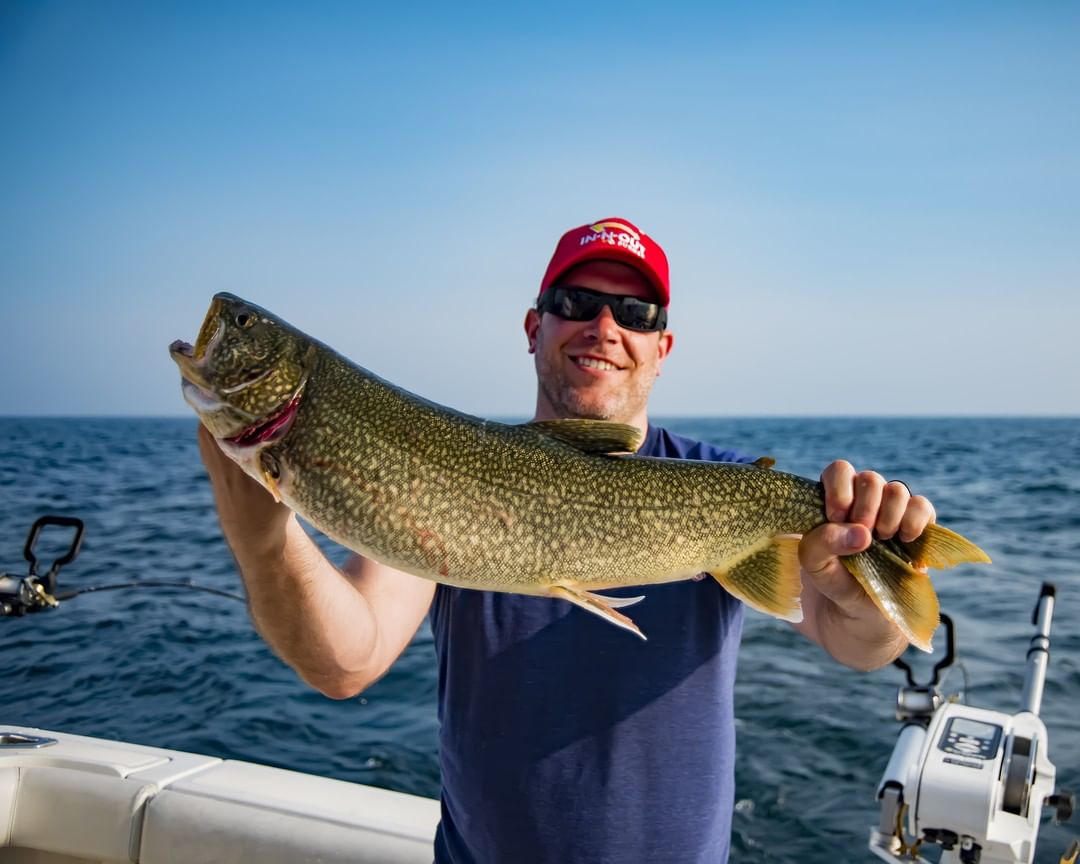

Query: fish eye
235 312 254 328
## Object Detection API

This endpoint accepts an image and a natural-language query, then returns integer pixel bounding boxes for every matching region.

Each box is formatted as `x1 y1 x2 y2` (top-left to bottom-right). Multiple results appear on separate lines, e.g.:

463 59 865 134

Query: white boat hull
0 725 439 863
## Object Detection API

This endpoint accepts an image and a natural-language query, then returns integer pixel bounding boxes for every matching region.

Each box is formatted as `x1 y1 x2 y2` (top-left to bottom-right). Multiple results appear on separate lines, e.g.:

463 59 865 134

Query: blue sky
2 1 1077 417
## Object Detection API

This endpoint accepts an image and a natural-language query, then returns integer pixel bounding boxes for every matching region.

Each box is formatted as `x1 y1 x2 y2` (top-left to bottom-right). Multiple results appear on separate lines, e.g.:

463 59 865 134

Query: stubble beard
535 350 653 423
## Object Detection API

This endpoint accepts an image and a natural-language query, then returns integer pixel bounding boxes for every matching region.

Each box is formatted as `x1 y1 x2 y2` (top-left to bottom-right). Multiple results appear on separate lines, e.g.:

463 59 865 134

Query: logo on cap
580 221 647 260
589 221 640 238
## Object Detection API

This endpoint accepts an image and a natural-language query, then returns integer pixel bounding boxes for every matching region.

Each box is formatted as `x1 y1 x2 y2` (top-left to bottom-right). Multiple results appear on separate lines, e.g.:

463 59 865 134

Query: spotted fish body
171 293 990 649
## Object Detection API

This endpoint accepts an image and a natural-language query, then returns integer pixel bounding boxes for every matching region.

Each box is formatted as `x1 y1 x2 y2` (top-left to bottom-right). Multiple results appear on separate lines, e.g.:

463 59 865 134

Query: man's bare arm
198 425 435 698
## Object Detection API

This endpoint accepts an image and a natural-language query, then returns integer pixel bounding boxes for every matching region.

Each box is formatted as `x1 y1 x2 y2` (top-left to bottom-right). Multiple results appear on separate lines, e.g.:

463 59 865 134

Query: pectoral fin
707 534 804 623
548 585 647 639
259 450 283 503
262 470 283 503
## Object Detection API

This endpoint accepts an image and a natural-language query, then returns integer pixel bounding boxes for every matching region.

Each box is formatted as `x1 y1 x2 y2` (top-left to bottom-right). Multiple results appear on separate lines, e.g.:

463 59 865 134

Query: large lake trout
171 293 990 650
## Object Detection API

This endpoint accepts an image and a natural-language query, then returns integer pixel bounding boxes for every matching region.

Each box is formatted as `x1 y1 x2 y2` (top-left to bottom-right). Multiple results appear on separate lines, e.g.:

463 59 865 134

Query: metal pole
1020 583 1055 716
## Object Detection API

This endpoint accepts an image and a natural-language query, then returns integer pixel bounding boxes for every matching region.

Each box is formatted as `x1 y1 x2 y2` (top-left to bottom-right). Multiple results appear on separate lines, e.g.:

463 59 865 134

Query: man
198 217 935 863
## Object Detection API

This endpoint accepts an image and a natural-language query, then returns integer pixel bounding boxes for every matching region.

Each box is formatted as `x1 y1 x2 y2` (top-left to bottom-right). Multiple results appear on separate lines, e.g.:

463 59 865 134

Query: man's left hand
795 460 936 665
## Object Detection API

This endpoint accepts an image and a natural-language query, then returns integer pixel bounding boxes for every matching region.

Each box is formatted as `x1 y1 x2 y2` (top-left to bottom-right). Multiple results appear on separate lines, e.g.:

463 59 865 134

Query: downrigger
869 583 1075 864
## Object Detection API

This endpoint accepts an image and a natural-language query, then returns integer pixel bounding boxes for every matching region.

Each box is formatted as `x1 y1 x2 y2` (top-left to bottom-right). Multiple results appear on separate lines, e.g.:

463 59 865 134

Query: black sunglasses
537 285 668 333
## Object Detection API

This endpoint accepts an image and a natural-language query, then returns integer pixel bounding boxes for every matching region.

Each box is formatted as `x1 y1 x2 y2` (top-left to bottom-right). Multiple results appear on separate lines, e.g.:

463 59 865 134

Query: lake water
2 416 1078 861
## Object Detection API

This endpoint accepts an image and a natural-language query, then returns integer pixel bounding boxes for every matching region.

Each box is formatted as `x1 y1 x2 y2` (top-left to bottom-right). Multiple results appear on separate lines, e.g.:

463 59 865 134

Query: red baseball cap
539 217 670 307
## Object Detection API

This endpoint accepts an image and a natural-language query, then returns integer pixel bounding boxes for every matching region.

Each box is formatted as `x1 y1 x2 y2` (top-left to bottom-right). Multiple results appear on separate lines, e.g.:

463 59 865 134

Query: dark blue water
3 417 1078 861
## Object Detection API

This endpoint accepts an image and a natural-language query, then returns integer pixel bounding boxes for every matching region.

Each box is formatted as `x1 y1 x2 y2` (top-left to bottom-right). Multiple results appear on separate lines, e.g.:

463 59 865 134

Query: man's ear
656 330 674 374
524 308 540 354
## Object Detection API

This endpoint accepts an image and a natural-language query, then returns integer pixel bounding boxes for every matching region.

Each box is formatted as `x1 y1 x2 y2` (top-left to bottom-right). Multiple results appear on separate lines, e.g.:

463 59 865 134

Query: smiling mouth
573 357 621 372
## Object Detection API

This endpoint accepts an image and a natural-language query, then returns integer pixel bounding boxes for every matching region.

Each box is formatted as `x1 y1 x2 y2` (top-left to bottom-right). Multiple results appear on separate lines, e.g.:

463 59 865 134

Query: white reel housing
870 584 1068 864
903 704 1054 863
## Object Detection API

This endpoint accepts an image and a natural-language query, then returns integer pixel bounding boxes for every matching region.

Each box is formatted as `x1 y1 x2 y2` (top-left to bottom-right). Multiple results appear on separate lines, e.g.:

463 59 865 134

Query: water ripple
2 416 1078 860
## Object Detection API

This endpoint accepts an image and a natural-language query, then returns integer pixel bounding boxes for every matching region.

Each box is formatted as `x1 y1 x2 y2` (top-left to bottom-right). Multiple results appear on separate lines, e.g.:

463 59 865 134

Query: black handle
23 515 85 593
894 613 955 687
1032 582 1056 626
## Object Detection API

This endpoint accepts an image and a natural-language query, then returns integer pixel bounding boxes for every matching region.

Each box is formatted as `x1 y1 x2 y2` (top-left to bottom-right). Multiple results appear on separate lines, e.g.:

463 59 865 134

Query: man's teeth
576 357 619 371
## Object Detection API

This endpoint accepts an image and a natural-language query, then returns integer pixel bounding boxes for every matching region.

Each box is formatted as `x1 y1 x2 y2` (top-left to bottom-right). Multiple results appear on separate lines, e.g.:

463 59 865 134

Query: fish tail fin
896 522 992 570
842 545 940 653
708 534 804 624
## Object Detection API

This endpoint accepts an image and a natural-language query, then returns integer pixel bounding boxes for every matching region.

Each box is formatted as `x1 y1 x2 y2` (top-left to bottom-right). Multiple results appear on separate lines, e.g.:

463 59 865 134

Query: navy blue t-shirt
429 425 754 864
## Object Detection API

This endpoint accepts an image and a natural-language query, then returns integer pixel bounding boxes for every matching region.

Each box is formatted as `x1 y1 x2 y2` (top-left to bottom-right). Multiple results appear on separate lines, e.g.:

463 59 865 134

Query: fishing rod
869 583 1076 864
1 515 245 617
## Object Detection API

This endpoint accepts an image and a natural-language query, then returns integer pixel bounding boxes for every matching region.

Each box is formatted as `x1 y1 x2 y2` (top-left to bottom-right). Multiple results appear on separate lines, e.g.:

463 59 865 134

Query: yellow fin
525 419 642 455
708 534 804 623
582 590 645 609
897 522 992 570
259 451 283 503
752 456 776 469
842 545 940 653
548 585 647 639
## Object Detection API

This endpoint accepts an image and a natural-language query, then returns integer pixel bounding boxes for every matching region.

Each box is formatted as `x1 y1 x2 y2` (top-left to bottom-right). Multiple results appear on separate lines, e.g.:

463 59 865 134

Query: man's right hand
197 424 290 555
194 422 436 699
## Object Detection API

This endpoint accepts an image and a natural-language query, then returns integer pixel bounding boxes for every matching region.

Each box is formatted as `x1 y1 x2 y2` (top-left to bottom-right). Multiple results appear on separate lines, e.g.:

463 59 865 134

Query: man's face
524 259 674 427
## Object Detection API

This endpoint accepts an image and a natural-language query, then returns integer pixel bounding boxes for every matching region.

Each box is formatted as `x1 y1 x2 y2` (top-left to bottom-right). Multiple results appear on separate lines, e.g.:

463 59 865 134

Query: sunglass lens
616 298 659 331
552 288 599 321
545 287 662 331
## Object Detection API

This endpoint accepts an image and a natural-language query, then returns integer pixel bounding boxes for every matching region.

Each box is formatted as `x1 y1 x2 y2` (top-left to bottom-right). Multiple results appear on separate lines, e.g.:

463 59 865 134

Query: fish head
170 292 311 441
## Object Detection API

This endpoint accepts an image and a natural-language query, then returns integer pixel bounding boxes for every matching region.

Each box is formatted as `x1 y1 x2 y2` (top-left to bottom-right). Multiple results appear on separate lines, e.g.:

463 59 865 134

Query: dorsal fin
524 419 643 455
752 456 776 469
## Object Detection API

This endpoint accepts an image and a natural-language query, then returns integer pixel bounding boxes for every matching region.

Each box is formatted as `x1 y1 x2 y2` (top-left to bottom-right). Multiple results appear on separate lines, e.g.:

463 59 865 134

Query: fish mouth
194 304 226 359
170 338 274 399
169 339 198 373
219 367 275 395
180 377 231 414
171 340 213 392
224 386 305 448
170 332 217 384
170 307 224 373
170 339 194 358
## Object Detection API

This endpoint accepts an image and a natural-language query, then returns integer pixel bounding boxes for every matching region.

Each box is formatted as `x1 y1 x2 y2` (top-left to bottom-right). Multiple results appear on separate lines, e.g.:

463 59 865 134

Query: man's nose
583 304 620 339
